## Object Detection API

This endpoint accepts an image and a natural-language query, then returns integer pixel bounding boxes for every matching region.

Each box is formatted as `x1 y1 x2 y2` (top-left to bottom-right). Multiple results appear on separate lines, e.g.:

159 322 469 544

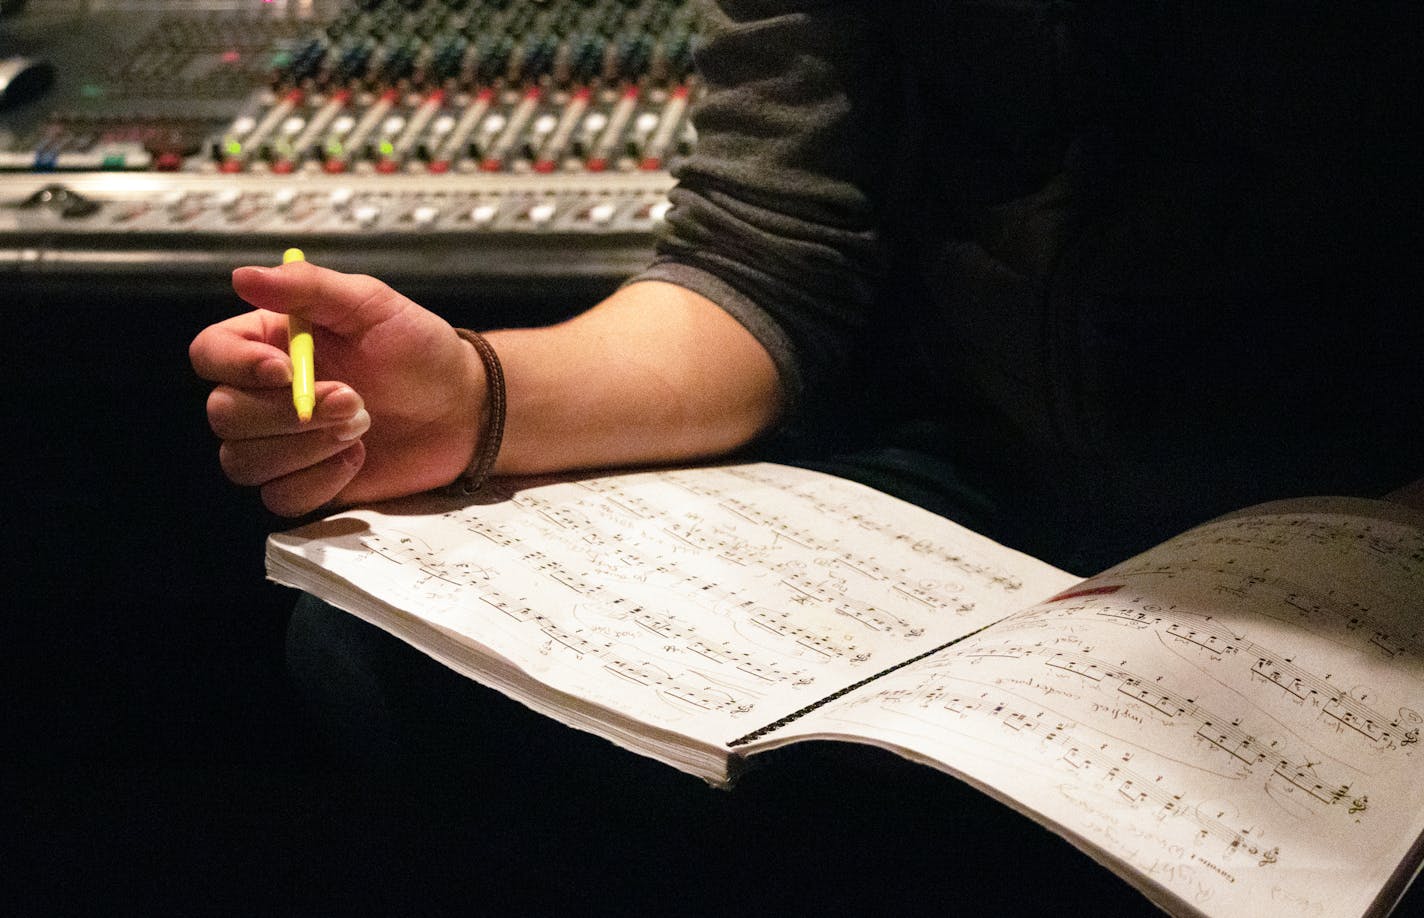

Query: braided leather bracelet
450 327 506 495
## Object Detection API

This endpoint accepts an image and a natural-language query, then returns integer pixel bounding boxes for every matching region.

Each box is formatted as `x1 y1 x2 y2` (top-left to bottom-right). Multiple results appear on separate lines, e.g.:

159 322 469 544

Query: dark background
7 271 1424 918
4 0 1422 910
0 269 1176 917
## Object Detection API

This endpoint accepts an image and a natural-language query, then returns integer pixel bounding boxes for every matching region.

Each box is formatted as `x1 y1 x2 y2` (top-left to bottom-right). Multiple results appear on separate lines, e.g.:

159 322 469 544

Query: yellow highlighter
283 247 316 422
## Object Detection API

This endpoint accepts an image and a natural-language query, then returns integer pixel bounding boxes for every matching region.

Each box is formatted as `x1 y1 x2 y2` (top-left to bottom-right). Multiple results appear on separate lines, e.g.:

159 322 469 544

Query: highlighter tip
283 247 306 265
295 398 315 423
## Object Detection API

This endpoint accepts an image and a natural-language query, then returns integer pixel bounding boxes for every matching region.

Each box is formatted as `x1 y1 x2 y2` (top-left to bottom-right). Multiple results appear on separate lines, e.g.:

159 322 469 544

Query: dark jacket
634 0 1424 571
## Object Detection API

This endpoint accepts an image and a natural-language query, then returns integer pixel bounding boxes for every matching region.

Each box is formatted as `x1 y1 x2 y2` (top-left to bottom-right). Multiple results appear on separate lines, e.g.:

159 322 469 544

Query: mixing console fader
0 0 705 298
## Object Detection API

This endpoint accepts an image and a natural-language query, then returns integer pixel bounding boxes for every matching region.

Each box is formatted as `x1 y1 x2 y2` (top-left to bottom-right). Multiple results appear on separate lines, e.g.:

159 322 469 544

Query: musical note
763 497 1424 917
271 469 1424 918
276 462 1068 745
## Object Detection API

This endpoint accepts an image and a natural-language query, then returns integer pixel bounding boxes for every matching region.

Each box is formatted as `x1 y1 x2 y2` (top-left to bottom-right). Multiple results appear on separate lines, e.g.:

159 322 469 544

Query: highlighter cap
283 247 305 264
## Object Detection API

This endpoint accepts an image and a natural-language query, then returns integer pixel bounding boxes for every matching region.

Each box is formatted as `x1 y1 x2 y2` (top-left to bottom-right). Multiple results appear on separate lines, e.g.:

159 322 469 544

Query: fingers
231 260 412 337
209 381 373 516
217 406 370 486
259 441 367 517
207 381 364 441
189 310 292 387
199 260 413 391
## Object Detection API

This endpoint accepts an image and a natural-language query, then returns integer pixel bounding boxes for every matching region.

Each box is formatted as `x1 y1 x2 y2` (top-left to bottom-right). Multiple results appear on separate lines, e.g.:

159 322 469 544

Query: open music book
266 462 1424 918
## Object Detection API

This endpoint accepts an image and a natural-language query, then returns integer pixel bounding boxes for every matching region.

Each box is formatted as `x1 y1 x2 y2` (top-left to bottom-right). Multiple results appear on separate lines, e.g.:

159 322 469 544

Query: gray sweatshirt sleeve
627 0 895 410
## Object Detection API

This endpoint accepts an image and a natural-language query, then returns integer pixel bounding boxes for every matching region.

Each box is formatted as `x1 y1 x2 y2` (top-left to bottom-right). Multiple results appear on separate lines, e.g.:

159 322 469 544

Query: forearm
485 280 783 476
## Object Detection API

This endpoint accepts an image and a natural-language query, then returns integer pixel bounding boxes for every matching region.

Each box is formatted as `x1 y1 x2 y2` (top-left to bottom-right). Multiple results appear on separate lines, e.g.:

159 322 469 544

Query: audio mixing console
0 0 700 295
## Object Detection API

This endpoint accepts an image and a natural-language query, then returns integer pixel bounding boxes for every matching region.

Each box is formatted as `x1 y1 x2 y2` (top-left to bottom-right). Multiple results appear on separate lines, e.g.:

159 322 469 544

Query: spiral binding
726 621 1000 748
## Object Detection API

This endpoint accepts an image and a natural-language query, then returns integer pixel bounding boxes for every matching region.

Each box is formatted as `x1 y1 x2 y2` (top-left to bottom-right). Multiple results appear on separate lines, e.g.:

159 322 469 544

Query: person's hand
190 261 485 515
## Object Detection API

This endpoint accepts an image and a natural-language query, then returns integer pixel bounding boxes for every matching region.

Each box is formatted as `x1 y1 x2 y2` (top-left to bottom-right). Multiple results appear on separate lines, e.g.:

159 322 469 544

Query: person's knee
285 594 525 773
286 594 402 766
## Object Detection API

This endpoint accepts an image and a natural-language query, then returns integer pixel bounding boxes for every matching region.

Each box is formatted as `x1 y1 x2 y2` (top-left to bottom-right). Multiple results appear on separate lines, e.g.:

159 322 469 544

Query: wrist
448 328 506 495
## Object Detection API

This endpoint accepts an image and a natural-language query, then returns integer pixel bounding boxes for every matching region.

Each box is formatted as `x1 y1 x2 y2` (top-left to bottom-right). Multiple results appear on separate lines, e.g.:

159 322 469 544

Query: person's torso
865 0 1423 565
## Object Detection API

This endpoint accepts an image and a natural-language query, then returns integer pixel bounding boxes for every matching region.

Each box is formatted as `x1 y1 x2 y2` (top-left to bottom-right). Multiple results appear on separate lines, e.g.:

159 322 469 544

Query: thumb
231 260 412 337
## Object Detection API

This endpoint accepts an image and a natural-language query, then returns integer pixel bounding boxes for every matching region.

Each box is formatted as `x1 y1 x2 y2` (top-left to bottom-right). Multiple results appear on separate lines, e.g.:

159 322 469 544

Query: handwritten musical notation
272 463 1071 746
1108 508 1424 665
778 499 1424 918
269 468 1424 915
994 602 1420 755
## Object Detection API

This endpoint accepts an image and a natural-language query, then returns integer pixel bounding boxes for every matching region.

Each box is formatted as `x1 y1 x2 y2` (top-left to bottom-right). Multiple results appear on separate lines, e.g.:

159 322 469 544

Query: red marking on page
1045 584 1124 603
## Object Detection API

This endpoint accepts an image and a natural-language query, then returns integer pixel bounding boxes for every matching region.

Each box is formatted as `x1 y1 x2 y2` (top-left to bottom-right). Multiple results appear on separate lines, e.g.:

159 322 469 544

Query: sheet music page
268 463 1074 755
769 499 1424 917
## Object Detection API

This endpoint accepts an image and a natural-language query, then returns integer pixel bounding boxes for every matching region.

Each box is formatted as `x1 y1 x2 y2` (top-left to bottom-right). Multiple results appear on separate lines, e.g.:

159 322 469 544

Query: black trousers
280 431 1421 915
286 593 1159 917
281 443 1169 916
